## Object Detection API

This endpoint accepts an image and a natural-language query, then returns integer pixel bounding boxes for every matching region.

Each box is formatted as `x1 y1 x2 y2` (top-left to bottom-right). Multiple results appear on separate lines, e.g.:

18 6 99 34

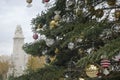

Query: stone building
9 25 28 77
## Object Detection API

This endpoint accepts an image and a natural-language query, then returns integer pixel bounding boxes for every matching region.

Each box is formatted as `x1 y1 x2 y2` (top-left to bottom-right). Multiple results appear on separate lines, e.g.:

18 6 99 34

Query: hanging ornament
26 0 32 7
54 11 61 21
79 78 85 80
115 10 120 21
107 0 116 6
78 48 84 54
54 48 59 54
66 0 76 10
50 20 58 29
68 42 74 50
100 59 111 68
75 7 83 16
36 24 43 32
33 33 38 40
42 0 50 7
95 9 104 18
44 0 50 3
103 68 110 75
45 39 55 46
100 59 111 75
85 64 99 78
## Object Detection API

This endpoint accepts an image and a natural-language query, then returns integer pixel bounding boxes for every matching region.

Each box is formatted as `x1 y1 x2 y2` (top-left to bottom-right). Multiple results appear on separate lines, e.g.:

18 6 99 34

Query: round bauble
33 33 38 40
85 64 99 78
115 10 120 19
26 0 32 4
45 39 55 46
107 0 116 6
95 9 104 18
26 0 32 7
44 0 50 3
50 20 57 29
100 59 111 68
68 42 74 50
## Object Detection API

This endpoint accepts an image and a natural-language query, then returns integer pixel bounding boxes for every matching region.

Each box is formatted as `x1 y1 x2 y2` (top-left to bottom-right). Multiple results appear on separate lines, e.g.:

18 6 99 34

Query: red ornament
100 59 111 68
43 0 50 3
33 33 38 40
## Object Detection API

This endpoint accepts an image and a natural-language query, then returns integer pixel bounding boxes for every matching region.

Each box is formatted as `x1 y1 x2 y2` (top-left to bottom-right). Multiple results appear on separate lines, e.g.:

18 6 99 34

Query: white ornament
68 42 74 49
103 68 110 75
45 39 55 46
76 38 83 42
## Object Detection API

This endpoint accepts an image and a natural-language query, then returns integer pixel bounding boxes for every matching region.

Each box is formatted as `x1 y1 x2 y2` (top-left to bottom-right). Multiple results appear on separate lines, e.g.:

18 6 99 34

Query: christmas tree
22 0 120 80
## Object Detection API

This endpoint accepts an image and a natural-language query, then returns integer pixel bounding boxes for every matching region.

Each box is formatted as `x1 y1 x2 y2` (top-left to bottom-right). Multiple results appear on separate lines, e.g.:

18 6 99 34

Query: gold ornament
26 0 32 4
95 9 104 18
26 0 32 7
36 24 42 31
54 11 61 21
107 0 116 6
50 56 56 62
115 10 120 20
38 24 42 28
85 64 99 78
75 7 82 16
55 48 59 54
79 78 85 80
78 48 84 54
50 20 58 29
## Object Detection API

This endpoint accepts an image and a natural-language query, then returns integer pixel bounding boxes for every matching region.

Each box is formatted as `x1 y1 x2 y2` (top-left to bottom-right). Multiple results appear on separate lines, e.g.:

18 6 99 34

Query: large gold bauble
85 64 98 78
115 10 120 19
26 0 32 4
50 20 56 29
107 0 116 6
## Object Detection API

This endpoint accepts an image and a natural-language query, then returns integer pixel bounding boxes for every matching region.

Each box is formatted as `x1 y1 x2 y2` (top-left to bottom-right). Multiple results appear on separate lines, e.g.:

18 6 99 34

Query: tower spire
14 25 24 38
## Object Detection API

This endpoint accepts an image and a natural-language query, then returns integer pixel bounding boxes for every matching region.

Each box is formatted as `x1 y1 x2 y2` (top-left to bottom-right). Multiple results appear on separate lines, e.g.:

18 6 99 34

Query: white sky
0 0 46 55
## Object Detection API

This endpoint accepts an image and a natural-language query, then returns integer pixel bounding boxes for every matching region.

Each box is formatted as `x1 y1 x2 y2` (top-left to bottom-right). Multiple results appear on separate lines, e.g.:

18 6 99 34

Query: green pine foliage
22 0 120 80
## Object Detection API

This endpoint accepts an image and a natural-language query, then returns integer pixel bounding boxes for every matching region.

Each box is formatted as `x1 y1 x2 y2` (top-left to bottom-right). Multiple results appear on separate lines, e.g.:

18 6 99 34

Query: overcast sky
0 0 46 55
